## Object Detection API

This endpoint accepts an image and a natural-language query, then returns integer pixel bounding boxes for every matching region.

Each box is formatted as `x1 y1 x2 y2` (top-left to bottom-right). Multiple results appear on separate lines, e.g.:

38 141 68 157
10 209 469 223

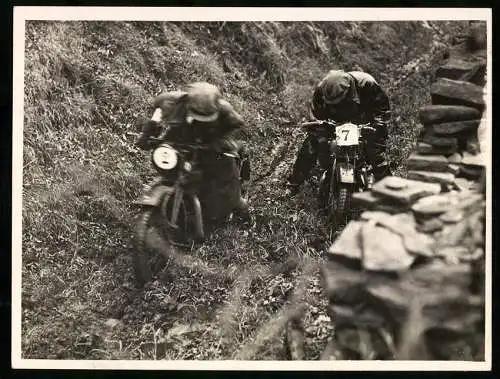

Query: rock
411 194 456 217
416 217 444 233
458 165 484 180
435 59 482 81
360 222 416 272
416 142 458 156
440 209 465 224
448 164 461 175
421 133 458 149
419 105 481 125
327 221 364 261
427 119 480 136
461 151 485 167
430 78 485 110
458 61 487 86
320 260 365 304
467 23 487 51
435 219 471 248
372 176 442 205
360 211 435 257
453 177 475 192
365 280 409 327
407 153 453 173
437 245 473 263
407 170 455 185
447 152 463 163
105 318 122 330
351 190 382 209
465 136 481 155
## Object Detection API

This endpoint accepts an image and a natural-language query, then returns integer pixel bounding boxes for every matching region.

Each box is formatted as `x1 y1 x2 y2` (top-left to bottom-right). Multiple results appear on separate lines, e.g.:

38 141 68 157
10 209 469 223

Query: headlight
152 143 178 170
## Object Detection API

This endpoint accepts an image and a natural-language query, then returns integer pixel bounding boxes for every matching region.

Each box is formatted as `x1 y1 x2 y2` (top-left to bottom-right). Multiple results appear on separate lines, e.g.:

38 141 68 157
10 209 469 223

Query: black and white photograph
11 7 491 370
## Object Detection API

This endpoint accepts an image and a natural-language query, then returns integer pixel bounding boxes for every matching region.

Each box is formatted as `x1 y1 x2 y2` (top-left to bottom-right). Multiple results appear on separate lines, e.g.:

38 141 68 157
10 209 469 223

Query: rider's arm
216 99 245 137
209 99 245 154
310 85 327 120
356 74 391 129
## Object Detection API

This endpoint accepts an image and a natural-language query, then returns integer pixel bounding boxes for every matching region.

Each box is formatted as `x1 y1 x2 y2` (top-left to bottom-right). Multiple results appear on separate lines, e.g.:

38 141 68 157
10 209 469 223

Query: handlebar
301 120 376 132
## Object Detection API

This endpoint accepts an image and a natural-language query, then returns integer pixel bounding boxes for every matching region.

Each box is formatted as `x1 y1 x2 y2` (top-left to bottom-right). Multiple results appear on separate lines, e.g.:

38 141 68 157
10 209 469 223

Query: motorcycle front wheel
133 209 176 287
334 184 353 226
326 178 354 231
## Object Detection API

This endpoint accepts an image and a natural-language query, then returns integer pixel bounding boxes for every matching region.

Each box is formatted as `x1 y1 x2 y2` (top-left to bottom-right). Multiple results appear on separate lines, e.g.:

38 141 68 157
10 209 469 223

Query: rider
286 69 392 193
136 81 250 222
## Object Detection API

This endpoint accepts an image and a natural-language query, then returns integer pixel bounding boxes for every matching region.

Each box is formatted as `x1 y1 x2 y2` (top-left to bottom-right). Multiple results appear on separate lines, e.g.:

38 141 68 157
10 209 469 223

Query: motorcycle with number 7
301 119 376 228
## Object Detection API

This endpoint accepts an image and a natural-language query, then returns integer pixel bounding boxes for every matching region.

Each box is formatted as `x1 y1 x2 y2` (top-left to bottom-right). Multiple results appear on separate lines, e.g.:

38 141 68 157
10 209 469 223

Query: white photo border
11 6 493 371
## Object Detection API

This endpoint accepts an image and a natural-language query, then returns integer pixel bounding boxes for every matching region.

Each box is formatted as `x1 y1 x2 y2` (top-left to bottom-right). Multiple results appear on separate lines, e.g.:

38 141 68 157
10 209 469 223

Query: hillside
22 20 470 360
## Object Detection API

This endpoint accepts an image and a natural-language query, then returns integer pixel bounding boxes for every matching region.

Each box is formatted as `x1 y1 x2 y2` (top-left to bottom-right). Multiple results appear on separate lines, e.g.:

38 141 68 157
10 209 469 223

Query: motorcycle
132 130 251 287
301 119 376 228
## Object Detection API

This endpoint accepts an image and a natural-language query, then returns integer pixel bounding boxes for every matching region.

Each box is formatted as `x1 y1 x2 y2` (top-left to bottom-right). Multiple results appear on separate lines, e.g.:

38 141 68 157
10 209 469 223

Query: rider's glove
136 120 161 150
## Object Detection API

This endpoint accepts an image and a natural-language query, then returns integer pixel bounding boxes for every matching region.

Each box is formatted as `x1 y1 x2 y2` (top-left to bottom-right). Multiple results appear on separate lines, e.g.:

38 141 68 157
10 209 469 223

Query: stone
458 165 484 180
440 209 465 224
430 78 485 110
365 280 410 327
320 260 365 304
427 119 480 136
435 219 471 248
416 142 458 156
411 194 456 217
464 134 481 155
360 211 434 257
421 133 458 149
407 170 455 185
372 175 442 205
360 222 416 272
327 221 364 261
416 217 444 233
435 59 482 81
458 61 486 86
447 152 463 163
436 245 473 263
351 190 382 209
453 177 475 192
419 105 481 126
448 164 461 175
407 153 453 173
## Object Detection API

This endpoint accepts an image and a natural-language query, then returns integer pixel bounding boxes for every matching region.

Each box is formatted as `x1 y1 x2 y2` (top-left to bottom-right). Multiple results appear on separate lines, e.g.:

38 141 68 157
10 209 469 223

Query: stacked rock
411 22 487 188
319 25 487 361
320 176 485 360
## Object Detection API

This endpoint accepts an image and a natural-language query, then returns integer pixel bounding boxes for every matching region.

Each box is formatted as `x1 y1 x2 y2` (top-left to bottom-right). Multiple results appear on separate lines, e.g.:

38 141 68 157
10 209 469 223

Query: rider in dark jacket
137 82 250 222
287 70 392 191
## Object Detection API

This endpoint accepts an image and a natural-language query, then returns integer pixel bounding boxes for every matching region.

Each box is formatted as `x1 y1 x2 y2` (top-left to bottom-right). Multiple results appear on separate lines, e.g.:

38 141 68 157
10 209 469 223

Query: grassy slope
22 20 468 360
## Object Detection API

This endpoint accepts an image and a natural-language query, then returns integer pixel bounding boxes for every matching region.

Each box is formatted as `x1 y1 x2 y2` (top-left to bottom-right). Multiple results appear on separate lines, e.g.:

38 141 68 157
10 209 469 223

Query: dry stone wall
319 24 487 360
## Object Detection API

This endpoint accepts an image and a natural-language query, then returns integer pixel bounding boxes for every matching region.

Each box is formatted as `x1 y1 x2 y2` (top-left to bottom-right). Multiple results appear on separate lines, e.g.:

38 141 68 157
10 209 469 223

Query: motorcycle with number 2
132 127 250 287
301 119 376 228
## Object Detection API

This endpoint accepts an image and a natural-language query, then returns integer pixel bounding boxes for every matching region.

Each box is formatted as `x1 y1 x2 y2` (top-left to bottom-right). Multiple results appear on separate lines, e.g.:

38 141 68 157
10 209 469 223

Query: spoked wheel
133 209 172 287
326 180 354 233
334 184 353 227
133 198 190 287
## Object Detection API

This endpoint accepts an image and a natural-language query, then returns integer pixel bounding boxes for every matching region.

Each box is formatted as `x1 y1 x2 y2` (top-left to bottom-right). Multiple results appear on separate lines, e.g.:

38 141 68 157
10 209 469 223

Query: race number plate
335 123 360 146
339 164 355 183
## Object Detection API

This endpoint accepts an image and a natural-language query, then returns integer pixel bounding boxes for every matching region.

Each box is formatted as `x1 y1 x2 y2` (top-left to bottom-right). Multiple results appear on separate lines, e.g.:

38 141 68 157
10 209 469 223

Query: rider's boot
233 197 251 224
